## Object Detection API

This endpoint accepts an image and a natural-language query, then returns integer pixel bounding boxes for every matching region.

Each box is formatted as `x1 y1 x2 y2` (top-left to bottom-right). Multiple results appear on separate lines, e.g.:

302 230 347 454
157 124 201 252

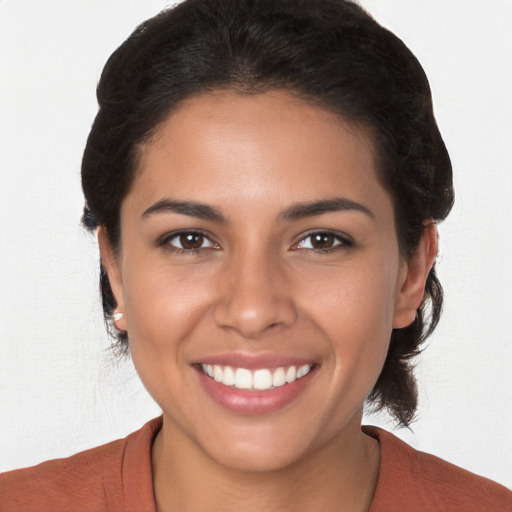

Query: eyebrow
141 196 374 223
279 197 374 221
142 199 226 223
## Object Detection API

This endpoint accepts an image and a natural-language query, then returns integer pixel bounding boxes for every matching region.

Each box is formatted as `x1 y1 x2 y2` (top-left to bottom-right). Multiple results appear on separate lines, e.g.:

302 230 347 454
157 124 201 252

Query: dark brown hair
81 0 454 426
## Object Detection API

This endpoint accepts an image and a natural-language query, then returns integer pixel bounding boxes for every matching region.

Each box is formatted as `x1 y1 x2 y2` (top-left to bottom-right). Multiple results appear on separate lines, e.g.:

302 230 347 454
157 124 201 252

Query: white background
1 0 511 488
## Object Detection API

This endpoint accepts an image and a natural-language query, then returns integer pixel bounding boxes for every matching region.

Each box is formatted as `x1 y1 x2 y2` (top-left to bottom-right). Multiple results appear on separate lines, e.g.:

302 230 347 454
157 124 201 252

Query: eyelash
160 230 219 255
159 229 353 255
292 230 353 253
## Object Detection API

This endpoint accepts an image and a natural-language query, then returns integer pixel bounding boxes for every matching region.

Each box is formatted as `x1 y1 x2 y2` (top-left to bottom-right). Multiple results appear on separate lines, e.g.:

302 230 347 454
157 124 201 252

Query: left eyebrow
279 197 375 221
142 199 226 223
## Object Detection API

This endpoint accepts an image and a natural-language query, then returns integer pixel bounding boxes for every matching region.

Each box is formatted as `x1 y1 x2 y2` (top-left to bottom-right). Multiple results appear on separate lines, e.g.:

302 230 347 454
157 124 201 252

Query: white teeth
285 366 296 383
296 364 310 379
234 368 253 389
253 369 273 390
222 366 235 386
213 365 223 382
272 367 286 387
201 363 313 390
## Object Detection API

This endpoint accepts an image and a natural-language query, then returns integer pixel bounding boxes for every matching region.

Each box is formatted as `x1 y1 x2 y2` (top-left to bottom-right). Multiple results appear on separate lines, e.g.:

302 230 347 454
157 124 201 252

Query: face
102 91 427 472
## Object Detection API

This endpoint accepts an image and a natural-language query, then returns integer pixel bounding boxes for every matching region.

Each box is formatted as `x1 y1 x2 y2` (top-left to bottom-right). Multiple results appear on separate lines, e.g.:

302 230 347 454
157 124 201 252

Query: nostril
213 299 297 339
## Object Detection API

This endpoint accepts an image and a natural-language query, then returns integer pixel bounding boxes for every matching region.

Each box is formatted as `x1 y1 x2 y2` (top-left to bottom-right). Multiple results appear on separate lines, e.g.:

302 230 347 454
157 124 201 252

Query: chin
205 439 307 474
196 417 339 474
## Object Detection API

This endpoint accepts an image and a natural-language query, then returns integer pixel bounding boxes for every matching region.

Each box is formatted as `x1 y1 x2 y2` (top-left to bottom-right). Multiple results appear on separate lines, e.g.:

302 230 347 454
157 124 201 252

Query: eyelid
159 229 219 250
291 229 353 251
158 228 352 253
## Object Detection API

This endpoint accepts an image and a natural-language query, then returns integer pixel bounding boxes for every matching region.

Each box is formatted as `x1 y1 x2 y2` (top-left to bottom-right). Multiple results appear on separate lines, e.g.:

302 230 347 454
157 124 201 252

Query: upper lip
192 352 317 370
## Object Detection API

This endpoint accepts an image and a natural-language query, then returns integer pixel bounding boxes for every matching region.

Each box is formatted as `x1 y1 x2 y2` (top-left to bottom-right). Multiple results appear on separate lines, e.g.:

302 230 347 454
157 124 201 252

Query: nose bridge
213 244 297 338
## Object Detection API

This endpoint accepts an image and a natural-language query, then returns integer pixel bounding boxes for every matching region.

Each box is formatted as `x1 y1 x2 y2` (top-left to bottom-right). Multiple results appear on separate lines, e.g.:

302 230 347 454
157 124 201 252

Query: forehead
143 90 376 164
127 90 390 219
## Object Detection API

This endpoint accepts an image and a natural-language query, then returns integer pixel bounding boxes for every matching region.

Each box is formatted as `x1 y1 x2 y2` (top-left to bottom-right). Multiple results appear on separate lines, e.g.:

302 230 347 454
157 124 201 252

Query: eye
162 231 218 252
294 231 352 252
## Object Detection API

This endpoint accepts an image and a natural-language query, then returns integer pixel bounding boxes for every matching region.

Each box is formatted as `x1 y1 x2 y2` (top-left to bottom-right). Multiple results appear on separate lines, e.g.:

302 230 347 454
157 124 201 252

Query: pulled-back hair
81 0 454 426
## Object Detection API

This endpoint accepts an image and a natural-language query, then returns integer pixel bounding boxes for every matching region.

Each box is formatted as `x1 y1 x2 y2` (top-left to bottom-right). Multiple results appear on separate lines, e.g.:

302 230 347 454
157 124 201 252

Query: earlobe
392 222 438 329
97 227 127 330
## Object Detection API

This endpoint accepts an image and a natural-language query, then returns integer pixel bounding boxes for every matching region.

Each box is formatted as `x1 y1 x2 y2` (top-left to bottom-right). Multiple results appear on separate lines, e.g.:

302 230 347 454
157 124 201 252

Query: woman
1 0 511 510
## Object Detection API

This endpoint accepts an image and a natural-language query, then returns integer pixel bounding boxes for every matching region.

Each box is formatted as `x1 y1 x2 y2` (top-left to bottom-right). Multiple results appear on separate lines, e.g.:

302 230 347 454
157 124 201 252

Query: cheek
121 268 209 408
305 259 399 335
121 260 218 354
301 255 400 375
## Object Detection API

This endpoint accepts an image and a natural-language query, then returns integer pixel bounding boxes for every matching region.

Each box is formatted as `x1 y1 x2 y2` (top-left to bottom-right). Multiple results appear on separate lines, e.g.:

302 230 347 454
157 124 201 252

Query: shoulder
364 426 512 512
0 417 161 512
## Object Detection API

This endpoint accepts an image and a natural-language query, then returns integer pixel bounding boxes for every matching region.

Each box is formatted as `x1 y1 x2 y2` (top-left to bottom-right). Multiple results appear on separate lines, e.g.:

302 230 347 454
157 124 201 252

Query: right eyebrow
279 197 375 221
141 198 226 223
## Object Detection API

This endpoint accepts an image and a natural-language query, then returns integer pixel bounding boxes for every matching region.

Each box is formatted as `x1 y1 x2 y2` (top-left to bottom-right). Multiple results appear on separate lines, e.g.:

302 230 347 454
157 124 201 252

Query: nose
213 250 297 339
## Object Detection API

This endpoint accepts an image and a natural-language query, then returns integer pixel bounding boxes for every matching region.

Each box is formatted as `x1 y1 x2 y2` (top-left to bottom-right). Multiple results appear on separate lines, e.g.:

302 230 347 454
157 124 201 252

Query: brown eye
295 231 351 252
310 233 336 249
164 231 216 251
180 232 205 249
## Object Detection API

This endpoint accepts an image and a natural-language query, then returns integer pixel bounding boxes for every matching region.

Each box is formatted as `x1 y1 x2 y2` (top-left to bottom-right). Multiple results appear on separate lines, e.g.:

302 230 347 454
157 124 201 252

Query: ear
97 226 127 331
393 221 438 329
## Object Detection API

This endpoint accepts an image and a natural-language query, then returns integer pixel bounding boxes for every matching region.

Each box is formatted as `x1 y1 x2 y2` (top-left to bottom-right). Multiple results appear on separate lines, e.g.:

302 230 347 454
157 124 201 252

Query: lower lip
197 367 316 415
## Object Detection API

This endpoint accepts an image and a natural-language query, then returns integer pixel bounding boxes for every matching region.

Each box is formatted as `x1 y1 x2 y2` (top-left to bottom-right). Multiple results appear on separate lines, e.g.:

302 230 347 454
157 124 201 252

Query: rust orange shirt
1 418 511 511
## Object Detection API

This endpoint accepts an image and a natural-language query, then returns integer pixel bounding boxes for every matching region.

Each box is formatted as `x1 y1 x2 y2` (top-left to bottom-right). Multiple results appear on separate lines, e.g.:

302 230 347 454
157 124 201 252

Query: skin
99 91 437 512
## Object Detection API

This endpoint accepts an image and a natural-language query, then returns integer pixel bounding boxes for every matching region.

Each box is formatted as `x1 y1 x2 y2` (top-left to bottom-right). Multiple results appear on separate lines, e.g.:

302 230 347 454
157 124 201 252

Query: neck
151 414 380 512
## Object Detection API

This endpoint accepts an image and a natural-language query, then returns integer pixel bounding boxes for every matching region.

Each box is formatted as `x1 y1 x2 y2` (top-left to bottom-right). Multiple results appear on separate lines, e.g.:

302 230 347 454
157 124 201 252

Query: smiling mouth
199 363 314 391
